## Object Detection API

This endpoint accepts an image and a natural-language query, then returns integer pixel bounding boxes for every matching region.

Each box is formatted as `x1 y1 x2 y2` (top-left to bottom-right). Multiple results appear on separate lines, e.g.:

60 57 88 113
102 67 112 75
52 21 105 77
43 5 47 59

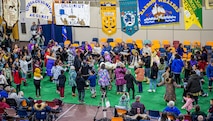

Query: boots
24 82 28 86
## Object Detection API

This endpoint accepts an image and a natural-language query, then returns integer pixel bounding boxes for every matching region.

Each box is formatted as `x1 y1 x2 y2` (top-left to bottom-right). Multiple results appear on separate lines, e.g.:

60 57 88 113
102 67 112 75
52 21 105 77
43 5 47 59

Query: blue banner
62 26 67 42
138 0 180 27
119 0 139 36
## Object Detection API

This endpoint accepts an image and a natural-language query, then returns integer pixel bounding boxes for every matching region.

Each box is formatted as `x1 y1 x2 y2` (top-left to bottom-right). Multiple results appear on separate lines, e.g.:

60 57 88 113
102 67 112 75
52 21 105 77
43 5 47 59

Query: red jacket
13 70 22 85
198 61 207 72
0 102 10 109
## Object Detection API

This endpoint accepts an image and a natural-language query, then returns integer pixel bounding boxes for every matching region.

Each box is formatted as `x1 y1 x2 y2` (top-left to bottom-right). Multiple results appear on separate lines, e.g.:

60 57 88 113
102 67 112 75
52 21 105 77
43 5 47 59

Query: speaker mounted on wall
206 0 213 9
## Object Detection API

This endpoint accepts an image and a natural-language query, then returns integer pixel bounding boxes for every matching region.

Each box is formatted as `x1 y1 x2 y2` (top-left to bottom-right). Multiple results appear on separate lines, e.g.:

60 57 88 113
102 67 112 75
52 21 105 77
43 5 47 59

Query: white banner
25 0 53 21
2 0 20 27
54 3 90 26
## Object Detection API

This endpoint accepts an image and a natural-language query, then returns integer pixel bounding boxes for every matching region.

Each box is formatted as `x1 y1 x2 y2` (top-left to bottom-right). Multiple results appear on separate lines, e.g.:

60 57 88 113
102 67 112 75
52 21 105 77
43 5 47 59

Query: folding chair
115 38 122 44
110 42 116 48
183 40 191 46
111 117 123 121
73 41 79 44
72 43 79 47
162 40 170 46
100 38 107 43
64 40 71 48
135 39 143 49
46 101 60 119
126 38 133 44
107 38 114 43
92 38 99 42
152 40 160 45
206 41 213 47
4 108 17 120
148 110 160 119
81 41 86 46
6 98 17 109
193 41 201 47
17 109 31 120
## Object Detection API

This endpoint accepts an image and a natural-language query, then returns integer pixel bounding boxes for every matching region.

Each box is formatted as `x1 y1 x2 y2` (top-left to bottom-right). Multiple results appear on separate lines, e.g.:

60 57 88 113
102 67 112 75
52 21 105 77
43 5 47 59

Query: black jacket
150 66 158 79
186 74 202 93
58 75 66 87
124 74 137 88
142 56 151 68
76 77 86 90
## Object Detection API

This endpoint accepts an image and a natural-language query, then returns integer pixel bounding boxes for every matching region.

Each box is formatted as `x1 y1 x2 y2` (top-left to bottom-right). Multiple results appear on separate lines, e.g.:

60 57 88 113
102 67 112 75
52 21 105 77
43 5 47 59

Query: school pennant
100 0 117 36
119 0 139 36
183 0 202 30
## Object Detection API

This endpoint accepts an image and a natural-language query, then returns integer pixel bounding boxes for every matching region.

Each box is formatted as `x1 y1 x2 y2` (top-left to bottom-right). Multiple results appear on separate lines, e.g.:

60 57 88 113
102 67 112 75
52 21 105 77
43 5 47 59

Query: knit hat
34 68 41 78
70 66 75 70
167 101 175 107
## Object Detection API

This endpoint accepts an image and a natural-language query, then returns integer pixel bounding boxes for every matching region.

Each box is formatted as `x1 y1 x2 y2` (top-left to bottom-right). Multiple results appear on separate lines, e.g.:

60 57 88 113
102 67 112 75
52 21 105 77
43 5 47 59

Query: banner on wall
2 0 20 27
138 0 180 27
119 0 139 36
25 0 53 21
205 0 213 9
183 0 202 30
100 0 117 36
54 2 90 26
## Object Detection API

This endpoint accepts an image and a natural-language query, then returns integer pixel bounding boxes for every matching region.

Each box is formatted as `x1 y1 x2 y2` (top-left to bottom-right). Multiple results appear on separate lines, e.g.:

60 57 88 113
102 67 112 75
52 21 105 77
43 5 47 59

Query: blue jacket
176 47 184 56
171 59 184 74
206 64 213 79
0 90 8 98
163 106 181 117
88 74 97 87
101 46 111 56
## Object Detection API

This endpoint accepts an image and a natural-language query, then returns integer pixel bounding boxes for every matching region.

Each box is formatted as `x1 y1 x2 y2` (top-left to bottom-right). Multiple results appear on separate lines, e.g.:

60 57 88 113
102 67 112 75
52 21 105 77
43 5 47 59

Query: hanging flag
25 0 53 21
183 0 202 30
138 0 180 28
62 26 67 42
119 0 138 36
2 0 20 27
100 0 117 36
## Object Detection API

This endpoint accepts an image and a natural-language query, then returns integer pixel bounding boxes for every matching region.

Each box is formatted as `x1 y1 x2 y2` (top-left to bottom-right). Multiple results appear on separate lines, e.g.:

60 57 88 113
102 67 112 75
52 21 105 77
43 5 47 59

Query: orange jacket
135 68 145 82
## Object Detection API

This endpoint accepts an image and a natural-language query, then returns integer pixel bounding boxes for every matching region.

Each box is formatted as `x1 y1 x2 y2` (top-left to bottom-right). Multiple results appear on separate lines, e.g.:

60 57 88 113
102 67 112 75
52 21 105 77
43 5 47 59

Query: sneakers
147 89 156 92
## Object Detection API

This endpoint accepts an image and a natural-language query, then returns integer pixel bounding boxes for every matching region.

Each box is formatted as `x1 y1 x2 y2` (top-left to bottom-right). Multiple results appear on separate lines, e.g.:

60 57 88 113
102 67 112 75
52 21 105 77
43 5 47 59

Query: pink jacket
182 97 194 111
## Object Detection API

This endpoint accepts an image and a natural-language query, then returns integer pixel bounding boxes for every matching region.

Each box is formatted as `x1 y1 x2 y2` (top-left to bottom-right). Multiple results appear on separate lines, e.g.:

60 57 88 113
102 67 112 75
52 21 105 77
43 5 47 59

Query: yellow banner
100 0 117 36
183 0 202 30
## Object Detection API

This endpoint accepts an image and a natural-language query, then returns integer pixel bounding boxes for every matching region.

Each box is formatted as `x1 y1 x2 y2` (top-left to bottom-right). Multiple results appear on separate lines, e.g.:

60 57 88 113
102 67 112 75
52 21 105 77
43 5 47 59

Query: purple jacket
115 67 127 85
81 45 92 52
46 59 55 76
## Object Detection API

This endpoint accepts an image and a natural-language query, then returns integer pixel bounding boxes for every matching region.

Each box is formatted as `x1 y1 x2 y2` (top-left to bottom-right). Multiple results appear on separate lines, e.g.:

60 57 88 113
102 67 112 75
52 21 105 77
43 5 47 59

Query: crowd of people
0 36 213 121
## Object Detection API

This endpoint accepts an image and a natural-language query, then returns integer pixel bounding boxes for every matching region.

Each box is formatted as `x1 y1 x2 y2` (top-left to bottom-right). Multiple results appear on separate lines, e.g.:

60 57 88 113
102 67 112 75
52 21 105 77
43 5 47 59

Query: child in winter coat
76 72 86 103
69 66 77 97
58 70 66 99
13 67 22 93
182 93 194 114
134 67 144 93
124 70 137 99
115 62 126 94
87 70 97 98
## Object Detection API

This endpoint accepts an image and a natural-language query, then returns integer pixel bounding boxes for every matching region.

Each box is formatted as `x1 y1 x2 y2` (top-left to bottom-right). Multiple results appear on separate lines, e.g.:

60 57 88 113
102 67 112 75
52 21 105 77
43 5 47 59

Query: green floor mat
19 66 212 114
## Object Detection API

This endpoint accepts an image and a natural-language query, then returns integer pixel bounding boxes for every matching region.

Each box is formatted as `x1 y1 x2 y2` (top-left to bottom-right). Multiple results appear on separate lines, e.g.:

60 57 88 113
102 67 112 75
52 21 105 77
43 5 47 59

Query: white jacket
0 74 8 85
20 60 32 74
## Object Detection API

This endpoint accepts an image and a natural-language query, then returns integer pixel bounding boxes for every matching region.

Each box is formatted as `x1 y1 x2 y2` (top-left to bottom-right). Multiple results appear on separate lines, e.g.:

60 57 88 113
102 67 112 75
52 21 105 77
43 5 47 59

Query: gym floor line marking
55 104 76 121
